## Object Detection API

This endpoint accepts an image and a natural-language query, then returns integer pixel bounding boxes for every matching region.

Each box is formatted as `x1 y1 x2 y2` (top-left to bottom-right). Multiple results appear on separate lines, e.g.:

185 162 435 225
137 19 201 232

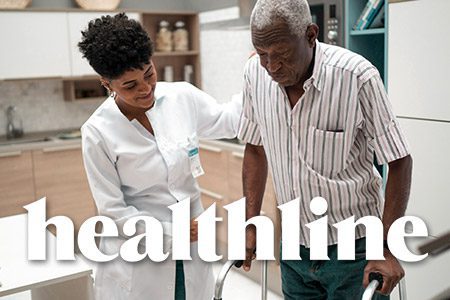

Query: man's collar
305 40 326 92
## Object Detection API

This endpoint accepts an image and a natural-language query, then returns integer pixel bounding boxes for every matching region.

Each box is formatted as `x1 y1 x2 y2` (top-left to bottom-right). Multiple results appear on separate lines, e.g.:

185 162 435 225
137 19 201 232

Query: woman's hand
190 218 198 242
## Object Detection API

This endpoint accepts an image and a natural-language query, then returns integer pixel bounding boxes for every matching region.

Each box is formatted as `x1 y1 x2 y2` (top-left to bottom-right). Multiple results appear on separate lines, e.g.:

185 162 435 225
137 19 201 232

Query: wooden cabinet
32 145 96 235
0 12 72 80
0 151 35 217
198 142 282 295
141 12 201 87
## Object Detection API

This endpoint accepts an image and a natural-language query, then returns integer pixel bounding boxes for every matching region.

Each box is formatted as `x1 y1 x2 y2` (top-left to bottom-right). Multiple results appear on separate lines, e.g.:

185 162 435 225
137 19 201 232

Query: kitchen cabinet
345 0 388 82
0 12 71 80
142 12 201 87
32 144 97 238
198 142 282 295
388 0 450 121
0 150 35 217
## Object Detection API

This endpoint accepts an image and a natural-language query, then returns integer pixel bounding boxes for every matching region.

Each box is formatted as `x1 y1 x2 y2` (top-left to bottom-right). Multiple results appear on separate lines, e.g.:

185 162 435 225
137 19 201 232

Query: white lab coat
81 82 242 300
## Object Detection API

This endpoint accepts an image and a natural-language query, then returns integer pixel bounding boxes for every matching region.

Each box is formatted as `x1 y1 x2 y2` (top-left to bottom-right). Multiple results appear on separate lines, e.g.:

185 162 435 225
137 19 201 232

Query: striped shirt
238 41 410 246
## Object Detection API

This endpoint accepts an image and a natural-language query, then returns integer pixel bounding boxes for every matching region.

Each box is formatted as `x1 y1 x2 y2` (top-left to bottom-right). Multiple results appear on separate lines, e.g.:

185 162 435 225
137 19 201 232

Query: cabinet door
68 12 141 77
0 12 71 79
388 0 450 121
398 118 450 237
0 150 35 217
32 145 96 236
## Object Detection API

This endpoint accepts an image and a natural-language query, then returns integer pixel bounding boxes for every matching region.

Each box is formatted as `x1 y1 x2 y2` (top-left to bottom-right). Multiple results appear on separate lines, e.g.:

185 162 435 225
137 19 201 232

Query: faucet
6 105 24 139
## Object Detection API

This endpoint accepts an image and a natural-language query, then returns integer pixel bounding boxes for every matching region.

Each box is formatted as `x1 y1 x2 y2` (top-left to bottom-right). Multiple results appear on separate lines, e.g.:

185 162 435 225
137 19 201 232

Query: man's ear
306 24 319 47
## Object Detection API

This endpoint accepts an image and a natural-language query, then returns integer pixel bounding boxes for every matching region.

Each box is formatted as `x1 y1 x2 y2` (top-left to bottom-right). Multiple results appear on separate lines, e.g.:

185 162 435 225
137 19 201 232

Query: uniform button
167 284 174 290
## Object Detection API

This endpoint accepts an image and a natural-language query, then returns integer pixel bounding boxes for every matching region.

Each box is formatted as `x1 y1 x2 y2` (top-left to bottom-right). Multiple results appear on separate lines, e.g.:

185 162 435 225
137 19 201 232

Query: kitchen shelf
350 28 385 36
153 50 199 57
142 12 201 87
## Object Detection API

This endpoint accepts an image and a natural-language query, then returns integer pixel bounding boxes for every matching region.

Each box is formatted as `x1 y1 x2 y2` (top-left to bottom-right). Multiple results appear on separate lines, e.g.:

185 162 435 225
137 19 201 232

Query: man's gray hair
251 0 312 37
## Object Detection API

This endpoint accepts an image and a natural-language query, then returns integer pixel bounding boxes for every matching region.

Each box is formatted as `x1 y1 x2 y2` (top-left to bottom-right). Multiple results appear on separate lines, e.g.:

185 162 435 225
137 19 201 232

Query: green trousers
280 238 389 300
175 260 186 300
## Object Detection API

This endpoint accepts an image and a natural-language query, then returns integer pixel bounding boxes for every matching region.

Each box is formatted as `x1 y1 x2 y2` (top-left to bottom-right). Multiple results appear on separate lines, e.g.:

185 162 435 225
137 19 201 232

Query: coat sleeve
185 83 242 139
81 123 172 251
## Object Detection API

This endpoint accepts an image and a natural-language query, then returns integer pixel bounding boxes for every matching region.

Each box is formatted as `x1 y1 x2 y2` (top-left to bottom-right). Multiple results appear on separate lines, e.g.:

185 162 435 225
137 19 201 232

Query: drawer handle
43 144 81 153
0 150 22 158
200 188 224 200
199 144 222 153
231 151 244 159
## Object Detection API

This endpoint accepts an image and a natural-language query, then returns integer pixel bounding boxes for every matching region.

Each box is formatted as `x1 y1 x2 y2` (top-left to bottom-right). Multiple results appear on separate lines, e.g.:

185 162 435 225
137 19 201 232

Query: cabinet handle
0 150 22 158
199 144 222 153
43 144 81 153
200 188 224 200
231 151 244 159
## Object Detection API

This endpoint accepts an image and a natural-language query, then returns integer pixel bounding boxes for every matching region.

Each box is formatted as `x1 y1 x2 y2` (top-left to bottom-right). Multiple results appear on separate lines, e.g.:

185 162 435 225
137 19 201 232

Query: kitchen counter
0 130 245 154
0 129 82 154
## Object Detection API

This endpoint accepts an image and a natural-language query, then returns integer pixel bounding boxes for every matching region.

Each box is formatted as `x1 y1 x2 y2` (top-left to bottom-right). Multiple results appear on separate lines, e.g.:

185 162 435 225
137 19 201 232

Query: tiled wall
0 79 103 135
199 7 254 103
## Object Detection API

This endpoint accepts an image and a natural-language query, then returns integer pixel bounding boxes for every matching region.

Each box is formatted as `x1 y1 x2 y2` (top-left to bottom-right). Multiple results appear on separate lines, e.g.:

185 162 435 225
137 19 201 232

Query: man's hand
243 225 256 271
363 250 405 295
190 218 198 242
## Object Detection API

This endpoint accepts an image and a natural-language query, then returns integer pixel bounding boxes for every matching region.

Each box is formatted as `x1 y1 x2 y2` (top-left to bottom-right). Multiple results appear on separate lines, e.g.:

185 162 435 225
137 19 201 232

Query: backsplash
0 79 103 135
199 7 254 103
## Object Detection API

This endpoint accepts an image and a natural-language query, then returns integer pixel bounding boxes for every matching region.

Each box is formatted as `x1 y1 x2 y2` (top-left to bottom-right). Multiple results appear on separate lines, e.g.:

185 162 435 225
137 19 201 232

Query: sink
0 136 53 146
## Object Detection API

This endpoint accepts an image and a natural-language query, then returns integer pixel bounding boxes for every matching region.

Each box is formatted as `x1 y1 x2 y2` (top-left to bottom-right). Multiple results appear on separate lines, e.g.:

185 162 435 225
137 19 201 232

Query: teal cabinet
345 0 388 181
345 0 388 83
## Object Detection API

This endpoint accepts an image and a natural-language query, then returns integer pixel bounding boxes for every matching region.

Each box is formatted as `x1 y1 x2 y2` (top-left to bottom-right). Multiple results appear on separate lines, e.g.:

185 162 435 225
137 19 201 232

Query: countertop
0 130 245 154
0 129 82 154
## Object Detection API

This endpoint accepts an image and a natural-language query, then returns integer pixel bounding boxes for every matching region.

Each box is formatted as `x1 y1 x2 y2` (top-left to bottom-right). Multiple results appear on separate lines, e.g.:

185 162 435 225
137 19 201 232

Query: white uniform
81 82 242 300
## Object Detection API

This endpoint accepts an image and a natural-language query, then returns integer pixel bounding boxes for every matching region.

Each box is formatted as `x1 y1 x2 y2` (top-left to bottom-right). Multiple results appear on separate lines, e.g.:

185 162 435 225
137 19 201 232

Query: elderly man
238 0 413 299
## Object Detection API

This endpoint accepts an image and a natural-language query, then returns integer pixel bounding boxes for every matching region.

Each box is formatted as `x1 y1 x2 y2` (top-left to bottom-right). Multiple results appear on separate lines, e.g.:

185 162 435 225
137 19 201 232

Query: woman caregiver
78 13 241 300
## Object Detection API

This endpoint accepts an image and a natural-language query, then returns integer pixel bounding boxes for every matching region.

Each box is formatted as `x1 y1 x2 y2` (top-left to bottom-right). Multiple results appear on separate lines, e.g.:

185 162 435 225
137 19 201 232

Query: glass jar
156 20 173 52
172 21 189 51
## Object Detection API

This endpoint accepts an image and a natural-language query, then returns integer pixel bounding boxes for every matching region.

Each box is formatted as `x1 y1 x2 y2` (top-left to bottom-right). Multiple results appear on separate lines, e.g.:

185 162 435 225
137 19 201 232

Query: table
0 214 94 299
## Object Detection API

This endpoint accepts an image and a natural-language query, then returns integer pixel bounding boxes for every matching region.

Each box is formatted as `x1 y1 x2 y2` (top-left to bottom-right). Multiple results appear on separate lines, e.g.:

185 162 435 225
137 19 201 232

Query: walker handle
368 272 384 290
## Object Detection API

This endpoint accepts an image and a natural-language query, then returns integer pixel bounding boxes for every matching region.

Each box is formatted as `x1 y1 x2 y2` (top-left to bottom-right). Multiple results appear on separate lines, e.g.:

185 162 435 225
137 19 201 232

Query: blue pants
280 238 389 300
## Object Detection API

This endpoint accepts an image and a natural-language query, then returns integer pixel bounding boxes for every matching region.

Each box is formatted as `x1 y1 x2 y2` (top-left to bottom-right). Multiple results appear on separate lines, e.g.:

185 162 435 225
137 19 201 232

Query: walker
214 261 407 300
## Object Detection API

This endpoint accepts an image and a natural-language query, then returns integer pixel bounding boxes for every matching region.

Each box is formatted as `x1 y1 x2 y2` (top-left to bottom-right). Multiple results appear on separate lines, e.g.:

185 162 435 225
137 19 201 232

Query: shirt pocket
176 132 200 176
304 126 347 178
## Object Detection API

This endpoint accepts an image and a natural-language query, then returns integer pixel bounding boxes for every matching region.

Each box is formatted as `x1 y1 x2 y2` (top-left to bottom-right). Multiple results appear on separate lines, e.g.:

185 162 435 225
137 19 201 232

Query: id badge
188 147 204 178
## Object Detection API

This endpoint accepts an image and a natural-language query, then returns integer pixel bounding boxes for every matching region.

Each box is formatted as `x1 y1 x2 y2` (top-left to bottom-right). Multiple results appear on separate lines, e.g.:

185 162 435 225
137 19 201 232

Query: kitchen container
156 20 173 52
173 21 189 51
75 0 121 10
0 0 31 9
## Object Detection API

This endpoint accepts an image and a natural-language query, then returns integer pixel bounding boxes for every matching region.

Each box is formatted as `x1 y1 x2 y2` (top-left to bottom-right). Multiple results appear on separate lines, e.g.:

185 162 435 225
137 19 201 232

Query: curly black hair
78 13 154 79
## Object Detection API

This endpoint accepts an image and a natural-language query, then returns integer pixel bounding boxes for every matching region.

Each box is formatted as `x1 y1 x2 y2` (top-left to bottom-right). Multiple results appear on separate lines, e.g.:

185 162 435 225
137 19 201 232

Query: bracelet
383 240 389 250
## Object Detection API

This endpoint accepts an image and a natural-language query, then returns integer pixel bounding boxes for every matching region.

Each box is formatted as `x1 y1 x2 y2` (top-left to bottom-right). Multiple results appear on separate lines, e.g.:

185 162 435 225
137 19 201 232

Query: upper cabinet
0 10 201 89
67 12 141 77
0 12 72 80
388 0 450 122
345 0 388 82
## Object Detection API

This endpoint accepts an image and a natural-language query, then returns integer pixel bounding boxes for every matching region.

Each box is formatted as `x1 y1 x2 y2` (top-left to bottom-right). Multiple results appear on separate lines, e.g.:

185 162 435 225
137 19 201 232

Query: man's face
252 21 316 87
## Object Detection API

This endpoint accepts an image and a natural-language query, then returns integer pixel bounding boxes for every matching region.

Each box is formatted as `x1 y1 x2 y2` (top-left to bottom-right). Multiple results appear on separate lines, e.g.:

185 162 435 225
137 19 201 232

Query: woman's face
107 61 157 112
